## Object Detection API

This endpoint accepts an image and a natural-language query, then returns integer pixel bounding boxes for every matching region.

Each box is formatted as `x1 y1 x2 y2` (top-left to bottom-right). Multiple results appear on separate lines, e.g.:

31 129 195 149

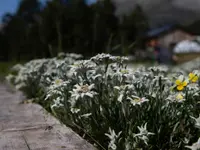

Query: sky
86 0 97 5
0 0 19 20
0 0 97 22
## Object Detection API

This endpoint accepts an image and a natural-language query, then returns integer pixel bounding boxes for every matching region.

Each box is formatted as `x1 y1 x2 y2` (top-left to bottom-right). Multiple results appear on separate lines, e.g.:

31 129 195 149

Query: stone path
0 83 95 150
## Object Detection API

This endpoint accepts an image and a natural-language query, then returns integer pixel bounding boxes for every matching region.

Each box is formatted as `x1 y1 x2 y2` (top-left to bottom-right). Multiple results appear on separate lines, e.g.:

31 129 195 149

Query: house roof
146 24 174 37
145 24 192 39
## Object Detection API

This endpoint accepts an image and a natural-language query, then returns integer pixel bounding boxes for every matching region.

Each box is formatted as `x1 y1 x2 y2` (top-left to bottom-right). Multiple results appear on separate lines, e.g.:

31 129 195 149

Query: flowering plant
7 53 200 150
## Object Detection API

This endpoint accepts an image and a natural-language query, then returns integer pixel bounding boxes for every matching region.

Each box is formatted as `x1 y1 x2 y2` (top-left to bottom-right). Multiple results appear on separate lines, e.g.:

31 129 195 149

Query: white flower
134 123 154 145
70 108 80 114
15 82 26 90
114 85 133 102
6 74 15 83
11 64 23 72
127 96 149 106
70 60 96 75
166 92 185 103
54 79 63 86
105 128 122 150
90 53 128 64
45 80 69 101
51 97 64 108
187 83 199 95
113 68 133 82
81 113 92 118
70 83 97 100
90 53 114 64
57 52 66 58
149 65 168 73
66 53 83 59
191 115 200 129
185 138 200 150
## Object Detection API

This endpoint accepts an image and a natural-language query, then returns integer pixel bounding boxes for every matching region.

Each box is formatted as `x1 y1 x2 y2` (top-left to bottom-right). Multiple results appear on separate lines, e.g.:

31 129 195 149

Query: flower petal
182 81 188 86
177 85 184 91
189 73 194 80
86 92 93 98
192 76 198 83
176 93 183 100
175 79 181 85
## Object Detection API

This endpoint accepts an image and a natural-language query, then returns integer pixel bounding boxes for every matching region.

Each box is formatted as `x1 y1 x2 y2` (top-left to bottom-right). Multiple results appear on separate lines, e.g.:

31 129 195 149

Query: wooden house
144 25 200 63
145 24 195 49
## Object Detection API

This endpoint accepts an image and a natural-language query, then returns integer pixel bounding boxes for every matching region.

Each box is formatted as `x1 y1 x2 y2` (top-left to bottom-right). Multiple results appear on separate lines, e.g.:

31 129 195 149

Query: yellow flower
175 79 187 91
189 73 199 83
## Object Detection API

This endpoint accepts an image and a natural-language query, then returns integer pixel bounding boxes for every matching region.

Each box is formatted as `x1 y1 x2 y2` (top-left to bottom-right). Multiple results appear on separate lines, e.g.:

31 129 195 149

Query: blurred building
145 24 195 49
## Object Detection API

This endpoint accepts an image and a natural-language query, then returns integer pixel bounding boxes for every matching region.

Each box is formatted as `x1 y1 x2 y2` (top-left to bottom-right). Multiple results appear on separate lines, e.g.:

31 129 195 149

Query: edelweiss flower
90 53 114 64
175 75 188 91
70 60 96 75
191 115 200 129
113 68 133 82
66 53 83 59
90 53 128 65
70 107 80 114
70 83 97 100
176 93 184 101
105 128 122 150
149 66 168 74
166 92 185 102
127 96 149 106
54 79 63 86
6 74 15 83
185 138 200 150
51 97 64 109
134 123 154 145
114 85 132 102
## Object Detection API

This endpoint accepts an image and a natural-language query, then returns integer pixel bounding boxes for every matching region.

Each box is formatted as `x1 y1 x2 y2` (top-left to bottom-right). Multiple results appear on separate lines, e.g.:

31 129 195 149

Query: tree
0 0 149 61
91 0 119 54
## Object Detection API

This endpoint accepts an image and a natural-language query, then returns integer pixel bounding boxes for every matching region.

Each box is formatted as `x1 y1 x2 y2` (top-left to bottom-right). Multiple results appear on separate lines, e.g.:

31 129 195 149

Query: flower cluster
7 53 200 150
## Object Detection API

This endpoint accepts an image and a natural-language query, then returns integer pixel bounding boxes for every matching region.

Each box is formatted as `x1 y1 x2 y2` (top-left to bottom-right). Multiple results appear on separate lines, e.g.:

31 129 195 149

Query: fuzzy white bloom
134 123 154 145
185 138 200 150
113 68 133 82
70 60 96 75
114 85 133 102
105 128 122 150
15 82 26 90
149 65 168 73
66 53 83 59
70 107 80 114
6 74 15 83
45 79 69 101
187 83 199 91
51 97 64 109
51 79 69 89
166 92 185 103
80 113 92 118
70 83 97 100
90 53 128 64
52 79 63 86
11 64 23 72
191 115 200 129
127 96 149 106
